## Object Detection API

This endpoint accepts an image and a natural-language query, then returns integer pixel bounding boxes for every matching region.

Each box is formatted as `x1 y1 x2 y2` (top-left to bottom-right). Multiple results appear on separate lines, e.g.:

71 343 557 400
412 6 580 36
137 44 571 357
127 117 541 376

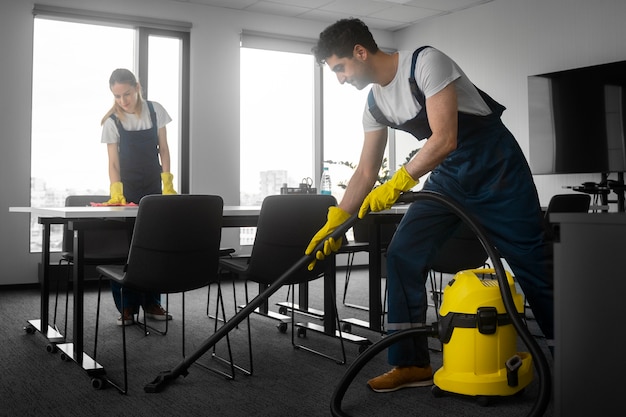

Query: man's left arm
403 82 458 180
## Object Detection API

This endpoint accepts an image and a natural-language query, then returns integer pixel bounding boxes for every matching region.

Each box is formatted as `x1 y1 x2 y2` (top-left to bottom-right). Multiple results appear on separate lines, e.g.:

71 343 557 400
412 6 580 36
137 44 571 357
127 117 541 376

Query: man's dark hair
312 18 379 65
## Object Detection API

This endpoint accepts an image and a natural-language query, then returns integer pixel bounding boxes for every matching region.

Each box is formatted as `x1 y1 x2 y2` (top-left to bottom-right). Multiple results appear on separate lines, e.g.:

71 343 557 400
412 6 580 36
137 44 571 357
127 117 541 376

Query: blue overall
371 48 553 367
109 101 163 313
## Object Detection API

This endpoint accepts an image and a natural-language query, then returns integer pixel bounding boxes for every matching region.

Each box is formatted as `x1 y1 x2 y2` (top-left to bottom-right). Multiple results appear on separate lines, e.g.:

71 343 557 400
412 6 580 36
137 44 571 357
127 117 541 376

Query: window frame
30 7 191 252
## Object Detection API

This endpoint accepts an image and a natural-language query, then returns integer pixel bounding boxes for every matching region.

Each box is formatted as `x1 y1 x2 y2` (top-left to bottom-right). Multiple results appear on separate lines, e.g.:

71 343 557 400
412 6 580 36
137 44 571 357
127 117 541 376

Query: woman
100 68 177 325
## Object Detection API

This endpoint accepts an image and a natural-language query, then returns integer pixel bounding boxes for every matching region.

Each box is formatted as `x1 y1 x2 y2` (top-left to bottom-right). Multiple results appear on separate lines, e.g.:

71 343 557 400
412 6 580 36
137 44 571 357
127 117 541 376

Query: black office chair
428 220 490 319
522 192 591 321
218 194 346 370
93 194 230 394
53 195 130 337
544 193 591 241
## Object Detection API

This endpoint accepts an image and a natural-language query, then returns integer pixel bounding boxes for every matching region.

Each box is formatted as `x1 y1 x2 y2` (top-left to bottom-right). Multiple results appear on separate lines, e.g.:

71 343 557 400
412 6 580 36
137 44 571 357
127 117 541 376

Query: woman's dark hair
312 18 379 64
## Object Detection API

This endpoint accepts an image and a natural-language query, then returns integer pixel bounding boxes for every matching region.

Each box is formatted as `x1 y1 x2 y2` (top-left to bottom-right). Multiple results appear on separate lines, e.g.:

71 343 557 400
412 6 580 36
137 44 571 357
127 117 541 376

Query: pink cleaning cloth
90 202 138 207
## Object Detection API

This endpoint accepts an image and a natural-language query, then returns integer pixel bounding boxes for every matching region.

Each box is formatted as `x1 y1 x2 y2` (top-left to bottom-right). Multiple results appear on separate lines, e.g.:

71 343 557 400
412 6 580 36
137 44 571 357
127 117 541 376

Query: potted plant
325 148 419 243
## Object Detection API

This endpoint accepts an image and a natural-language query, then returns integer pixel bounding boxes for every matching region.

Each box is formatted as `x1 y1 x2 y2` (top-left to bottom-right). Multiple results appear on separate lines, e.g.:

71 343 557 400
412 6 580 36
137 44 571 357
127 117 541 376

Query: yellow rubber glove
358 166 418 218
305 206 351 271
161 172 177 195
106 181 127 205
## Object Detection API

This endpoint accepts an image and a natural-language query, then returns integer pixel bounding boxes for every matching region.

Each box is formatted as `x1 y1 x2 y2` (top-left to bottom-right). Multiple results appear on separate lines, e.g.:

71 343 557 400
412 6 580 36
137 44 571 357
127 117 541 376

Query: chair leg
291 283 347 365
213 280 254 376
95 283 128 395
381 277 388 333
93 275 103 361
136 294 169 336
202 282 252 378
52 259 71 337
342 252 354 305
119 288 129 394
427 271 443 353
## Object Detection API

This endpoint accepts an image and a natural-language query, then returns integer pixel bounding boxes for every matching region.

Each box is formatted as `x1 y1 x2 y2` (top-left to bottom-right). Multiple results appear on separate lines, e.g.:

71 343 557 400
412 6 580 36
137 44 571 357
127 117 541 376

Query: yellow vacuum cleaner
432 268 533 404
330 191 551 417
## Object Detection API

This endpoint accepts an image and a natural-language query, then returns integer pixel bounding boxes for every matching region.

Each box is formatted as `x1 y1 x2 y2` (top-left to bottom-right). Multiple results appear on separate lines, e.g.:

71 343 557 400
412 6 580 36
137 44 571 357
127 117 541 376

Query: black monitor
528 60 626 175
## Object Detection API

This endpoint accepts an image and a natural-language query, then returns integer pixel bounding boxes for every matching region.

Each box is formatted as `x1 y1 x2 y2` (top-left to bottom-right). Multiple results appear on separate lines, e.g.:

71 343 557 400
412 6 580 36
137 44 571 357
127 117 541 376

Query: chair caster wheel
91 377 106 390
277 322 288 333
297 327 306 338
24 324 36 334
358 342 372 354
46 343 57 353
60 353 70 362
341 322 352 333
278 306 288 315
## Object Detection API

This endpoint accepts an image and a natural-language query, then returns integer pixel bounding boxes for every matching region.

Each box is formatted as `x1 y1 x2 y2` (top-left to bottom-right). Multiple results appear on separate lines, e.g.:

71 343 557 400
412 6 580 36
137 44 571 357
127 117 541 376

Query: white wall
0 0 393 285
393 0 626 206
2 0 625 285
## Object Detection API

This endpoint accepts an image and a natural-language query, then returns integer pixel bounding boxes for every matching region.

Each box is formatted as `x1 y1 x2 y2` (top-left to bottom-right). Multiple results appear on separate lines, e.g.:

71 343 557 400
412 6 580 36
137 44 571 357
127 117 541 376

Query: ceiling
176 0 494 32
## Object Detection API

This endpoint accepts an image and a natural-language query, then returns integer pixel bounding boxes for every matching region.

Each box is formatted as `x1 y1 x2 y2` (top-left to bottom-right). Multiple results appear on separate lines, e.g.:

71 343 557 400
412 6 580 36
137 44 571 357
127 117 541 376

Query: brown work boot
367 365 433 392
143 304 173 321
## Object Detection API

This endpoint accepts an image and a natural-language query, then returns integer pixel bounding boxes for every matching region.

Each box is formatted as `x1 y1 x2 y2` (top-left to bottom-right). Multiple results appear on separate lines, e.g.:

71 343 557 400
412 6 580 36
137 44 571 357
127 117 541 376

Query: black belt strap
438 307 514 344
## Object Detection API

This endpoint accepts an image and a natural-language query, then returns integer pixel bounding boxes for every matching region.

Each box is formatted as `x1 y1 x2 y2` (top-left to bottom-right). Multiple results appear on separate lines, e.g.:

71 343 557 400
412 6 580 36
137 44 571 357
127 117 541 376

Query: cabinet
551 213 626 417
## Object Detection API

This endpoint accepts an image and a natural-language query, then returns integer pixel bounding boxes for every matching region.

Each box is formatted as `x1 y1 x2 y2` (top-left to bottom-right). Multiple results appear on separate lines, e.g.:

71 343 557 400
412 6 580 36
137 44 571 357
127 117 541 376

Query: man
306 18 553 393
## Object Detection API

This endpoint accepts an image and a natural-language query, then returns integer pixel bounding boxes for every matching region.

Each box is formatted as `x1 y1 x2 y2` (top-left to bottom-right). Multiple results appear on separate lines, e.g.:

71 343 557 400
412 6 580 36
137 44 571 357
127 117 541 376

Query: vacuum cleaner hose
329 190 551 417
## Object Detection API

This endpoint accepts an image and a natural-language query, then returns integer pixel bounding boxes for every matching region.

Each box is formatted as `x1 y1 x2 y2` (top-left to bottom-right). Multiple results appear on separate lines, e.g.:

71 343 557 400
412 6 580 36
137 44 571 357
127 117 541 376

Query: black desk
551 212 626 417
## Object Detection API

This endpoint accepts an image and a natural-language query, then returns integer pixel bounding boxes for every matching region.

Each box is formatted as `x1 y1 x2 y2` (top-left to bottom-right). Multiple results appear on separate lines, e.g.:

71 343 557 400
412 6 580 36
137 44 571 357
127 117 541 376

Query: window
238 36 422 246
322 64 379 204
30 15 189 252
239 47 314 206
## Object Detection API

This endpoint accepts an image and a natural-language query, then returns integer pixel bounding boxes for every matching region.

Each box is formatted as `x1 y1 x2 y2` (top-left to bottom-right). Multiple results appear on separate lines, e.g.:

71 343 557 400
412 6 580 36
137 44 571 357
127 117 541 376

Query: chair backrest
430 220 488 275
544 193 591 241
62 195 130 261
545 193 591 217
245 194 337 286
123 194 224 294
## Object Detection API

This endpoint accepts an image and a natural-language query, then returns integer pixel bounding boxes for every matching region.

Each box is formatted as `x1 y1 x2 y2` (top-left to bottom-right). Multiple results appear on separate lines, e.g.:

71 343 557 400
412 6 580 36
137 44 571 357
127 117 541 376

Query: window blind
33 4 192 32
240 30 316 55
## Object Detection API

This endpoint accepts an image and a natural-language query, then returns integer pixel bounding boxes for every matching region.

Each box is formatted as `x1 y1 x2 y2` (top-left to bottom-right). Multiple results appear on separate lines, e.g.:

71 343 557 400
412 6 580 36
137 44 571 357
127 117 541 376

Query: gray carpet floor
0 268 554 417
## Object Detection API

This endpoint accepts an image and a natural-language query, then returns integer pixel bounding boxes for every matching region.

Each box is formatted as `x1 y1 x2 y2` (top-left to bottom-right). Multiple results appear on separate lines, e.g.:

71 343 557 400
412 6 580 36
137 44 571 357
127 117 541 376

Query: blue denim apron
370 48 552 367
109 101 163 312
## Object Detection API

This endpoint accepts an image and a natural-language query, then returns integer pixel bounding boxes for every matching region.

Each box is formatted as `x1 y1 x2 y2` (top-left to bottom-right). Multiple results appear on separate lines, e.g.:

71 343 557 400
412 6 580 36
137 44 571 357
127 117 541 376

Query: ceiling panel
174 0 494 32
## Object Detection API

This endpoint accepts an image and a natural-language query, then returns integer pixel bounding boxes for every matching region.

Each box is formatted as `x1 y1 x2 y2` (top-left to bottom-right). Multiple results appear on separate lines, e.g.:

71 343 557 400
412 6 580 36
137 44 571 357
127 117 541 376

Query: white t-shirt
101 100 172 144
363 47 492 133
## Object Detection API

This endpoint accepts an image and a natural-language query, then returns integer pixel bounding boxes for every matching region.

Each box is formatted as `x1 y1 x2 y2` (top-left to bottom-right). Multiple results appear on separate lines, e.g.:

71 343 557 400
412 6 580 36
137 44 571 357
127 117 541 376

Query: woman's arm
157 126 171 173
107 143 121 183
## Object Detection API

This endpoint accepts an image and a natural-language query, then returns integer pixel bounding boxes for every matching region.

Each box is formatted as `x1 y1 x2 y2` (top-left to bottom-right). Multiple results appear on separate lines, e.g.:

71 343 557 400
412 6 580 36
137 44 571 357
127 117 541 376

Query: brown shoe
367 366 433 393
116 308 135 326
143 304 173 321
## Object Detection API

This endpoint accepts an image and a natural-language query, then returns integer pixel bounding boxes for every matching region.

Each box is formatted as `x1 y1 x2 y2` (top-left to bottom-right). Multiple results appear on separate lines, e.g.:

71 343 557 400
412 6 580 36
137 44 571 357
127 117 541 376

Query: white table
10 204 261 378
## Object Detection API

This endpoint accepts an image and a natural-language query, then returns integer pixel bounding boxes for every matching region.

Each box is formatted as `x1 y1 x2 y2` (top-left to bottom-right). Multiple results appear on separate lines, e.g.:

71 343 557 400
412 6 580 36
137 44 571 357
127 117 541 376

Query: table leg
56 226 104 375
27 220 63 342
323 259 337 334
